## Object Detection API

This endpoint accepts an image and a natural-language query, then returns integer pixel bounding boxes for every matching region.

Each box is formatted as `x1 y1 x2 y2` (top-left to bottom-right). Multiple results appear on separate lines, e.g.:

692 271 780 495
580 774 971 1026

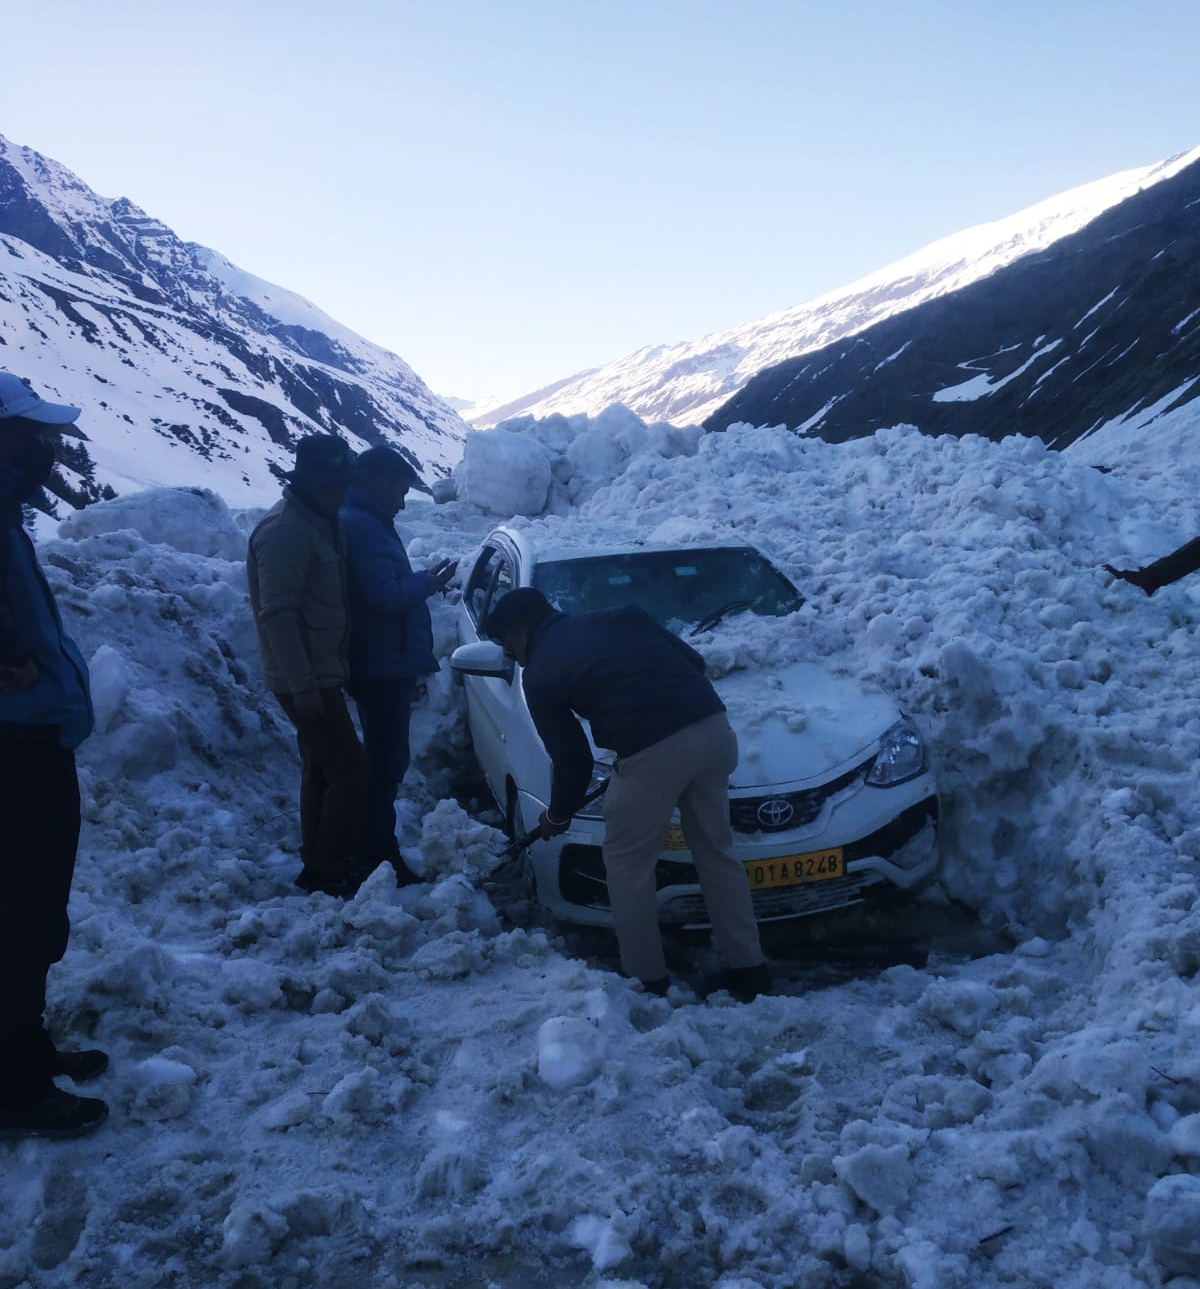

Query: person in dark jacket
340 447 456 881
484 587 769 1001
1105 538 1200 596
0 372 109 1140
247 436 369 896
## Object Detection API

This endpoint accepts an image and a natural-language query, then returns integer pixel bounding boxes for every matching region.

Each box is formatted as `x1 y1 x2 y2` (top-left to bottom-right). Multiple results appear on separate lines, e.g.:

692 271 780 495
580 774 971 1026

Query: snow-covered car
450 526 939 929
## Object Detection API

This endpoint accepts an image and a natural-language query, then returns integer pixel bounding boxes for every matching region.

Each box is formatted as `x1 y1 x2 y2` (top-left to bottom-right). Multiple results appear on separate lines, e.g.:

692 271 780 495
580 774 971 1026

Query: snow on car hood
714 661 901 788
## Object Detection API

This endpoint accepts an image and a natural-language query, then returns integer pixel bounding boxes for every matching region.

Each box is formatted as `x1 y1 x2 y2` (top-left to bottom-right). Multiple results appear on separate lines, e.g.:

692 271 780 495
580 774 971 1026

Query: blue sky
3 0 1197 402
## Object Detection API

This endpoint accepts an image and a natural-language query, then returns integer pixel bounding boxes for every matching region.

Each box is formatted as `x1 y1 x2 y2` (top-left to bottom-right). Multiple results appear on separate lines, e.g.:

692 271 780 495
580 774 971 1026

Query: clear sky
3 0 1197 403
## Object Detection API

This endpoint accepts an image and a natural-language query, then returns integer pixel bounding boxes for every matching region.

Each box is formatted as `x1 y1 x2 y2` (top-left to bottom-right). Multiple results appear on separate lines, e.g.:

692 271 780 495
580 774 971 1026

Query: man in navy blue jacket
340 447 456 881
0 373 108 1139
485 587 768 1001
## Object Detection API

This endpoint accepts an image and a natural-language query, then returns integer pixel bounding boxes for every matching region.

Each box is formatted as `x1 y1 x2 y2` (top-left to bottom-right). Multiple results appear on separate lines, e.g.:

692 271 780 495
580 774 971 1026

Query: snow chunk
833 1142 913 1215
456 428 552 516
1145 1174 1200 1273
59 486 247 559
537 1005 610 1092
127 1055 198 1122
568 1213 633 1271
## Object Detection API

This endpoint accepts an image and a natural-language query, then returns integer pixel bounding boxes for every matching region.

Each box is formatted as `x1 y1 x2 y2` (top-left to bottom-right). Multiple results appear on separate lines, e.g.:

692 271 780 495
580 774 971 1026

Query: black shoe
390 856 422 888
295 866 359 897
0 1089 109 1140
50 1049 109 1082
636 976 670 997
701 963 772 1003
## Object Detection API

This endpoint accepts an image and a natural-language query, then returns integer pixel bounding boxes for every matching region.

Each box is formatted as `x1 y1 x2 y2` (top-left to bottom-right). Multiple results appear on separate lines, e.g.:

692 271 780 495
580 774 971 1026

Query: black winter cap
484 587 555 640
354 446 433 494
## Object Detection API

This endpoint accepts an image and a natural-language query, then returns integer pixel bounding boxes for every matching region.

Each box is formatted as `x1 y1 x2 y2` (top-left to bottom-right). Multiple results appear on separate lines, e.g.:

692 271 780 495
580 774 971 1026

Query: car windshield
532 547 803 630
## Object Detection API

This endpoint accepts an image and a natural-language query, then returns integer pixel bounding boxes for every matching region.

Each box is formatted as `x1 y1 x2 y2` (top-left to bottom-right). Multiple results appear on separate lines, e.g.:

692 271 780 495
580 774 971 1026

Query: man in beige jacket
247 436 368 896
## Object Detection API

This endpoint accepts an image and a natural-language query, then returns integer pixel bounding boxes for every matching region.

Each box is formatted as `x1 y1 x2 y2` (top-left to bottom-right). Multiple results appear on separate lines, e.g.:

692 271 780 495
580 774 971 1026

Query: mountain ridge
0 134 468 515
468 146 1200 430
703 154 1200 451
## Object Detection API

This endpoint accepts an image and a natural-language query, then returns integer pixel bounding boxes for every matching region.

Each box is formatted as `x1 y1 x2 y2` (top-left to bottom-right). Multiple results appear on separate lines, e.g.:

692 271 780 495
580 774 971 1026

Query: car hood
714 661 900 789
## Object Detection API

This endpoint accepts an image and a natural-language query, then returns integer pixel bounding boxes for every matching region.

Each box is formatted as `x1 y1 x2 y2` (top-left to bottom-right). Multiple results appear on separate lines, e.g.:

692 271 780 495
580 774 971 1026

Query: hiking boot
639 976 670 997
701 962 772 1003
0 1089 109 1140
50 1049 109 1082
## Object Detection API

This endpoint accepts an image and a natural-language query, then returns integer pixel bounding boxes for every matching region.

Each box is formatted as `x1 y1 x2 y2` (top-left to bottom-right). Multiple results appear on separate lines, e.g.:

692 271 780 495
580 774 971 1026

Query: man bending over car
484 587 769 1001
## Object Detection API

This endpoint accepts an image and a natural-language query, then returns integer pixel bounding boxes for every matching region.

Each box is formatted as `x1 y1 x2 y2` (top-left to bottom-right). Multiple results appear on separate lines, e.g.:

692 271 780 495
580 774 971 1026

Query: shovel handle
505 778 609 858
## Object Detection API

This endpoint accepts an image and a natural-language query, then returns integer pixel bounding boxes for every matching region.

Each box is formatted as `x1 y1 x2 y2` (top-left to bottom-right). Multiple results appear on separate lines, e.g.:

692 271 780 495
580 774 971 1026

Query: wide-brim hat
0 372 87 437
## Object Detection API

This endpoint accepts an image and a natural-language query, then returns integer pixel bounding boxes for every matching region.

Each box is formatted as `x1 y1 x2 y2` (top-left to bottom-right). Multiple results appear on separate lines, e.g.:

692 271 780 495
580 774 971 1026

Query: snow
7 407 1200 1287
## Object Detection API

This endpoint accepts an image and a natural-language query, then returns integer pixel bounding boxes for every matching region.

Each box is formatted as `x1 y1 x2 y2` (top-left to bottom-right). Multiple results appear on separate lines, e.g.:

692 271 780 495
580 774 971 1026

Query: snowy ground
5 408 1200 1289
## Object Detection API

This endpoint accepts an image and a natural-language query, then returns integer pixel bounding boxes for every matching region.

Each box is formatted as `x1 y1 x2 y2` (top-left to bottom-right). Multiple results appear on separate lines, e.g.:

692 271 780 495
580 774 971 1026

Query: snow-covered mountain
468 147 1200 430
0 134 470 513
708 149 1200 449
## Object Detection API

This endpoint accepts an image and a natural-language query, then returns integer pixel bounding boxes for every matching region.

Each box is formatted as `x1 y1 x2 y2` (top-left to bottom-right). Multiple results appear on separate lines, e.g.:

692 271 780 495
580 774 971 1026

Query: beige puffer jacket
246 488 351 694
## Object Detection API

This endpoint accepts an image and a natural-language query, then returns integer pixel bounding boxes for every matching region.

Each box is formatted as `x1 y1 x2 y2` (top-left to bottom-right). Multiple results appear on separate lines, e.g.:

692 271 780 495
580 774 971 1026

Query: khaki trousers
602 712 764 981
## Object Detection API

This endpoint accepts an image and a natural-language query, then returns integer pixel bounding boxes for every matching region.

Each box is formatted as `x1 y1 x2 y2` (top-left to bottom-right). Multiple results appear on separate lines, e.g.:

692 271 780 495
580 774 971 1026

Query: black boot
701 962 772 1003
50 1049 110 1082
0 1089 109 1140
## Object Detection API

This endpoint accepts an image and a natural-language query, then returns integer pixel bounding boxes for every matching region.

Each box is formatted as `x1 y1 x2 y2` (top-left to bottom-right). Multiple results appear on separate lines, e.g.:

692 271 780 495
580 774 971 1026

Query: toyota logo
756 798 794 828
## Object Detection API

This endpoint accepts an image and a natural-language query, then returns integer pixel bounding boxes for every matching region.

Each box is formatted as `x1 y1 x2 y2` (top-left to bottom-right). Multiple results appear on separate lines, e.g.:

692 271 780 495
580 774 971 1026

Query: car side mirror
450 640 514 683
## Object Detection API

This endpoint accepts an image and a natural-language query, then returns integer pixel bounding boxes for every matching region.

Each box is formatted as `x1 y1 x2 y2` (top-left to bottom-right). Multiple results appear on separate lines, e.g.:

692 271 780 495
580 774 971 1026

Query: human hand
0 660 39 693
538 810 572 840
1103 564 1159 596
430 558 458 592
293 688 325 719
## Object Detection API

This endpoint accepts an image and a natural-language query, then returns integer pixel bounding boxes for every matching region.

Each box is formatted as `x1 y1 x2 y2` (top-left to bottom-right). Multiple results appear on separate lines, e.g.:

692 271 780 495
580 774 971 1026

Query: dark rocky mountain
705 155 1200 450
0 135 468 515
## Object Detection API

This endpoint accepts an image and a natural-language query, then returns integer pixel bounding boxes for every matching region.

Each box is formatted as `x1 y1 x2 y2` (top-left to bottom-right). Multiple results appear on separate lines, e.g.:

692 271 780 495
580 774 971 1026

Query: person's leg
602 726 711 983
276 693 323 868
677 715 766 971
277 690 367 880
354 678 415 866
0 738 80 1110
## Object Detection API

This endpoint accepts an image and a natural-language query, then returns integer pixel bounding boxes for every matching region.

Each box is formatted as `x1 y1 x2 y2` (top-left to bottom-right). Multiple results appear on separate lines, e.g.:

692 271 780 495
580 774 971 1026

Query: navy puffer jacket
339 487 439 684
0 463 93 748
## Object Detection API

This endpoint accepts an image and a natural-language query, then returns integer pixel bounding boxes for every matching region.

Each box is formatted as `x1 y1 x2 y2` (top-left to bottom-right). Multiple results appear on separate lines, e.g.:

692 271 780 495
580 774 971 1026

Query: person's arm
345 528 442 616
0 527 39 689
1105 535 1200 596
524 677 594 824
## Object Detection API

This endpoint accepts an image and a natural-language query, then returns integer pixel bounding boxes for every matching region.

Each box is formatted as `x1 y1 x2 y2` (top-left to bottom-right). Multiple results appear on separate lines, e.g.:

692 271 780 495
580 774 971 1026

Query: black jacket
521 605 724 819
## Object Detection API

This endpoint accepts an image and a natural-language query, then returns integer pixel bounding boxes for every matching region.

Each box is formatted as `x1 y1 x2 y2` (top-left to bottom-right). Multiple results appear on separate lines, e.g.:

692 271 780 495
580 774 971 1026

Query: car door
459 540 553 825
459 544 516 804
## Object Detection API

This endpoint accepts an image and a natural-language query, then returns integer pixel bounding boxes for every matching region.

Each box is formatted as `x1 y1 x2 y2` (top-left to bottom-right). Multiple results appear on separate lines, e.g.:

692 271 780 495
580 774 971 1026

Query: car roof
486 525 763 566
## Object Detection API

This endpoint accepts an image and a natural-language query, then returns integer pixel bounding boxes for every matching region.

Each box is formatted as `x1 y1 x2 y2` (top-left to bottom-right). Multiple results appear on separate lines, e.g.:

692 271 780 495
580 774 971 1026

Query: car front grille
658 873 872 927
729 762 868 834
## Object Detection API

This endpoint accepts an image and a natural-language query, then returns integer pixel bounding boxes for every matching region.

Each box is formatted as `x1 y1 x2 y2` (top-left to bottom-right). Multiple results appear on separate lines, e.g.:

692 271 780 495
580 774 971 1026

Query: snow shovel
503 779 610 860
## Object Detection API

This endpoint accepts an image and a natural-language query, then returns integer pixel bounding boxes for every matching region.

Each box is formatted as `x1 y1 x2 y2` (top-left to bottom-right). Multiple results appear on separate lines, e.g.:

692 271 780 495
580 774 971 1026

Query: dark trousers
0 737 80 1109
276 688 367 880
352 678 416 865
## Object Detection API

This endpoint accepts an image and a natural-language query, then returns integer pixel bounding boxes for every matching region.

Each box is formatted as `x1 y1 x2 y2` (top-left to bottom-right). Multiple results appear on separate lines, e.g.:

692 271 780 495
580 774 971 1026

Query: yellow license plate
743 849 844 889
662 824 689 851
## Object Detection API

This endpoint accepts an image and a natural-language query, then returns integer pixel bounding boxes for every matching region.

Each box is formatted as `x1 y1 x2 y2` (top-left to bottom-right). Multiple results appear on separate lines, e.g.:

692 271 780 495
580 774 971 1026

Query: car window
532 547 803 628
465 545 517 634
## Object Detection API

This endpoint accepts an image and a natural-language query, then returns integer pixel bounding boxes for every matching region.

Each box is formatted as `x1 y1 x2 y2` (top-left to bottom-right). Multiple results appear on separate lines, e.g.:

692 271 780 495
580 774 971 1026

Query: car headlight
866 719 926 787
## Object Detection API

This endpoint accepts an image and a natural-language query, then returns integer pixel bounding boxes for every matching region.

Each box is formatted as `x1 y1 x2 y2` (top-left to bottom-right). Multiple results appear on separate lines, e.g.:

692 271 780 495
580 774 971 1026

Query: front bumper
545 794 939 930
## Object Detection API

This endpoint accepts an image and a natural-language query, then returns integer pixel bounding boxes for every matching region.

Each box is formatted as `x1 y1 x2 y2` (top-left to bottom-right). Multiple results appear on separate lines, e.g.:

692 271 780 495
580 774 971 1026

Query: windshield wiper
690 599 753 636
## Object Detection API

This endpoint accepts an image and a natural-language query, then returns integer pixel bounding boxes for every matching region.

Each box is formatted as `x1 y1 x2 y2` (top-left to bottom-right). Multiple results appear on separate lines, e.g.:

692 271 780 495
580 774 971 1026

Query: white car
451 526 939 930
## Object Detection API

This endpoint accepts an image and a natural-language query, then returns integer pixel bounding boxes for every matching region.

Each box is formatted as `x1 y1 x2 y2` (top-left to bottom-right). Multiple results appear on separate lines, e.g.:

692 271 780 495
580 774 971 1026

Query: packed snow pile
5 405 1200 1289
455 403 703 515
